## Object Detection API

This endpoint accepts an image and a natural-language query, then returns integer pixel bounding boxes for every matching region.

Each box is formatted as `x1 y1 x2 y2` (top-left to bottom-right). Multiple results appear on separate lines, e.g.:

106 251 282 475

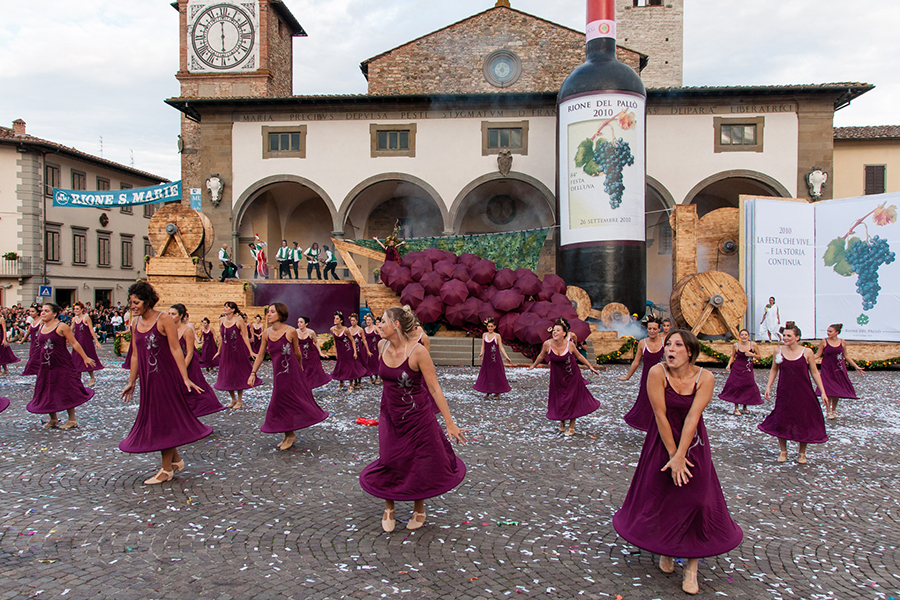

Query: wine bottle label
586 19 616 41
558 91 645 247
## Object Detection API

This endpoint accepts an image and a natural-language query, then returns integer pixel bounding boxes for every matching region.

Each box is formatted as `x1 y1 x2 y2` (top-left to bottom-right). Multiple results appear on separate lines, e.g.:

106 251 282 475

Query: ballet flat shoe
682 568 699 595
797 453 808 464
144 468 174 485
172 459 185 472
777 451 788 463
659 555 675 573
58 421 78 430
406 511 426 530
381 509 395 533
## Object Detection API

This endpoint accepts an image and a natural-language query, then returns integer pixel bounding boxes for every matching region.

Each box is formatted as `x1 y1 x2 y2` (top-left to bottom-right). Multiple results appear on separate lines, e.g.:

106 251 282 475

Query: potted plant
2 252 19 261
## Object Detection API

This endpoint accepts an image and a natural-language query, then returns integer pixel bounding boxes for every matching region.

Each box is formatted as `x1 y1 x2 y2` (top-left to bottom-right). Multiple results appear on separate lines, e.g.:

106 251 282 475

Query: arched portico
339 173 448 239
447 171 556 235
646 177 676 311
683 170 791 217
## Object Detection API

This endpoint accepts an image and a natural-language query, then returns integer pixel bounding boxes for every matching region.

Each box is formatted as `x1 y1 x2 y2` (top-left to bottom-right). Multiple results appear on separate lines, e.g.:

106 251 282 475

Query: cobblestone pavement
0 343 897 599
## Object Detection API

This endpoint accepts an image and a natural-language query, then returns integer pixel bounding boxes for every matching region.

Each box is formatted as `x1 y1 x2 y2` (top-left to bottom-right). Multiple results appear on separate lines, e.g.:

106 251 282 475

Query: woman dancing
249 303 329 450
759 324 829 463
719 328 763 415
473 317 512 399
0 313 22 375
331 312 367 391
613 329 743 595
214 301 260 409
813 323 863 420
169 304 226 418
120 282 210 484
359 305 467 532
373 230 405 264
71 302 104 386
296 316 332 389
198 317 220 370
528 319 601 436
20 306 42 376
619 317 664 431
363 314 382 384
26 303 96 429
349 313 372 389
250 315 264 355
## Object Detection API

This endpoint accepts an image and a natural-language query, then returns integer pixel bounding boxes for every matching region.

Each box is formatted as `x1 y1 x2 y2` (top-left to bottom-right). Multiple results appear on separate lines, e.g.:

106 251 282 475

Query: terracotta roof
0 125 168 183
834 125 900 140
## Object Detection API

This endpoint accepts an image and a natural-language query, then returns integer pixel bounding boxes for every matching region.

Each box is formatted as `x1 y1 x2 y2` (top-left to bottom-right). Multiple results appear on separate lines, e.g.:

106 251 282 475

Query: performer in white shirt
323 245 340 280
218 243 239 282
304 243 322 280
276 240 293 279
291 242 301 279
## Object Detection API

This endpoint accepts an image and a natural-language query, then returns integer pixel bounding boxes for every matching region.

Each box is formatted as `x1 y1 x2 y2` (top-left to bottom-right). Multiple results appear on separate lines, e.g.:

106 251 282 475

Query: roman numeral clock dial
188 1 258 72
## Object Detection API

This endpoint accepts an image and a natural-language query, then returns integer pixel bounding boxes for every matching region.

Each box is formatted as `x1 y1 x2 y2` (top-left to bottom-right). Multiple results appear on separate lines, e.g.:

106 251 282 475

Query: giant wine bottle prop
557 0 646 314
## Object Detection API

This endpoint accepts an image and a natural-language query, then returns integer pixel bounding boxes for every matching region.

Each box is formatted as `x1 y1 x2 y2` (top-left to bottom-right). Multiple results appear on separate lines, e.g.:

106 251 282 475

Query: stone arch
233 174 339 233
338 173 448 236
683 170 791 217
448 171 556 235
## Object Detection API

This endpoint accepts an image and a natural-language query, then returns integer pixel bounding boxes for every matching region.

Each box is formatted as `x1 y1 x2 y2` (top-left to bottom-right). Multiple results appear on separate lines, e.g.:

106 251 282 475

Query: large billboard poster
743 192 900 342
743 198 816 340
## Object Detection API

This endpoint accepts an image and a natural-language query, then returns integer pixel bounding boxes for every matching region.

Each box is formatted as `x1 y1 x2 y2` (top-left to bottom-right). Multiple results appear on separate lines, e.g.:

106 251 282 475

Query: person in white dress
760 296 781 342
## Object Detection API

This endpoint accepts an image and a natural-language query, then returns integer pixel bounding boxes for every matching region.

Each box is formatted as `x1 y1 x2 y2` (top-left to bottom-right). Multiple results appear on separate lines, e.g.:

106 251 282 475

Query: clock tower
172 0 305 247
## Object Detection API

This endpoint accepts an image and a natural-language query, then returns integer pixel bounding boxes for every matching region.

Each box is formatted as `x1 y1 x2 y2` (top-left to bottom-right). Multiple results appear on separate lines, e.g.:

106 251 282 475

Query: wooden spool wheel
147 203 214 258
697 207 740 277
565 286 593 321
599 302 631 330
670 271 747 340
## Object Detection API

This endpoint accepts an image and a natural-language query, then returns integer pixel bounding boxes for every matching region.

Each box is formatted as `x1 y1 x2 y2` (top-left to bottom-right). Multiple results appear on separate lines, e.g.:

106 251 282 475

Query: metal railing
0 256 36 278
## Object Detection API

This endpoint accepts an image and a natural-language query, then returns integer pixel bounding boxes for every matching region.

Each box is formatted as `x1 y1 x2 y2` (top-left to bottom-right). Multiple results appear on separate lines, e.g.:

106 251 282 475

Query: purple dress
473 336 511 394
546 346 600 421
179 335 226 417
364 329 381 376
120 334 133 369
297 334 332 388
613 367 743 558
0 339 20 366
718 347 763 406
214 323 262 391
261 332 329 434
0 396 9 414
817 342 858 399
250 324 264 355
22 323 41 375
352 330 371 377
119 315 213 453
623 342 665 431
359 343 466 500
331 329 367 381
199 329 220 369
71 319 103 373
758 351 828 443
26 324 94 414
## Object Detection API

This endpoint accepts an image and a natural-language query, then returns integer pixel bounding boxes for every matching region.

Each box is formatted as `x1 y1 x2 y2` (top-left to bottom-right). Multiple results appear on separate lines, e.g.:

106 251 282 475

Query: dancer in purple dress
27 303 96 430
373 228 405 264
250 304 329 450
473 318 512 399
331 312 367 391
364 314 382 384
70 302 104 386
296 316 332 389
613 329 743 596
168 305 226 418
120 323 134 369
249 315 264 355
120 281 210 485
620 317 664 431
349 313 371 389
20 306 42 376
198 318 220 370
359 305 467 532
719 328 763 415
528 319 601 436
214 301 260 409
760 324 829 464
0 313 22 375
813 323 863 420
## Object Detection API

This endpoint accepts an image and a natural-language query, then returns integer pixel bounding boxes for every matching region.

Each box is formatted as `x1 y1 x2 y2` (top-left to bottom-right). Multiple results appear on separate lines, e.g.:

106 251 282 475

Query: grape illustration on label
572 110 636 209
822 200 897 315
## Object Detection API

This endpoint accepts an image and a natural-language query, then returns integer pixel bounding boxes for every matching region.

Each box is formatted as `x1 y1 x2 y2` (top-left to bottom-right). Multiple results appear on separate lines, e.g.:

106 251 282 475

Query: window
45 164 60 196
144 237 154 258
120 183 133 214
121 234 134 269
483 50 523 88
370 124 417 157
481 120 529 155
714 116 764 153
97 177 110 191
633 0 663 6
72 228 88 265
98 232 111 267
46 223 62 263
261 125 307 159
72 170 87 190
144 203 157 219
865 165 886 195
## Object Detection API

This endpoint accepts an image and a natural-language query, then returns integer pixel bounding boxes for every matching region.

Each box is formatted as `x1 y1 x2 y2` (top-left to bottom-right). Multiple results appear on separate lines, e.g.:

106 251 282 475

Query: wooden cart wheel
148 203 209 257
600 302 631 330
669 270 747 337
566 286 593 321
697 207 739 278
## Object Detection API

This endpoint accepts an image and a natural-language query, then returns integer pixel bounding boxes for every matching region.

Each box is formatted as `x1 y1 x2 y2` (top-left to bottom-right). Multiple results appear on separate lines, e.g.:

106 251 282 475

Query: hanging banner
52 181 181 208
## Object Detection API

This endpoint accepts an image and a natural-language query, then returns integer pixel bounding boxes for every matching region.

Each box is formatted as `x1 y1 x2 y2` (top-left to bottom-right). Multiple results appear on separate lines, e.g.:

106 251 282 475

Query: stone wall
365 6 642 95
797 97 836 201
15 150 43 302
616 0 683 88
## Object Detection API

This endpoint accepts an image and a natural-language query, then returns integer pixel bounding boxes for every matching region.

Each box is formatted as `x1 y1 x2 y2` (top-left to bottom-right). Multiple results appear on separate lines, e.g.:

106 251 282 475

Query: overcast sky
1 0 897 181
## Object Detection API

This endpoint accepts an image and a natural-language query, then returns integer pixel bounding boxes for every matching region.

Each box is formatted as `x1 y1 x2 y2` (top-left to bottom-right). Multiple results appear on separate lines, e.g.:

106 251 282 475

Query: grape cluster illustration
591 138 634 209
844 236 896 310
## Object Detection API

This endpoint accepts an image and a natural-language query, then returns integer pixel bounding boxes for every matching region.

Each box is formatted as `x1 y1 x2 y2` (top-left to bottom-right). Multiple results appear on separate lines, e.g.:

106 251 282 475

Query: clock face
189 2 257 72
